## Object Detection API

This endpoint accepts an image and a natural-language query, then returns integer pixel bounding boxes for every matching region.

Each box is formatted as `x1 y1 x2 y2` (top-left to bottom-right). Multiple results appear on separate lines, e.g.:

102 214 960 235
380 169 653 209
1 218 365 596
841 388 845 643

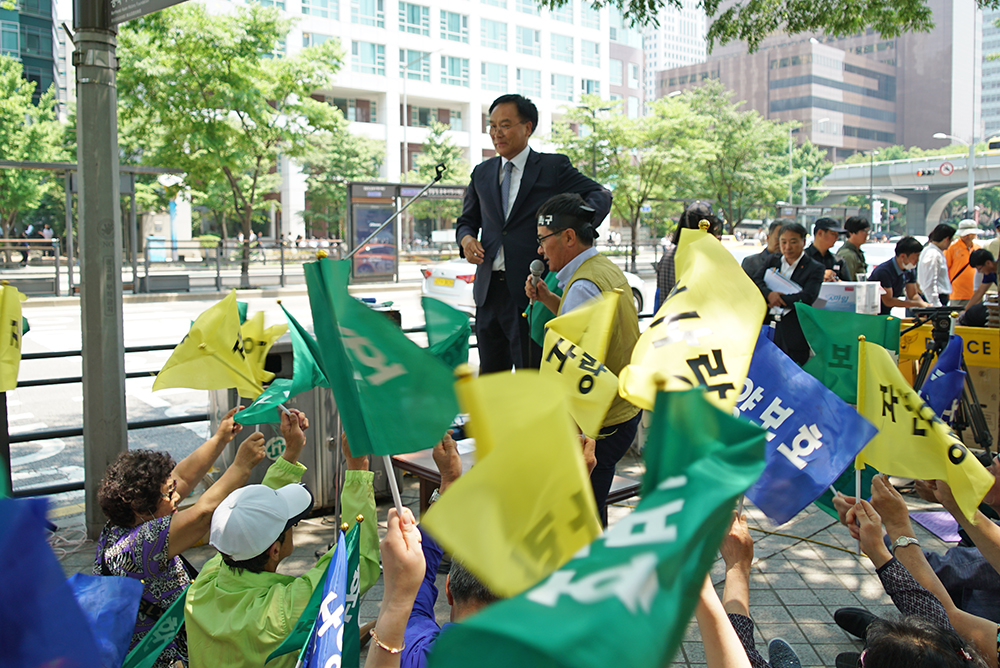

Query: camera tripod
906 307 994 466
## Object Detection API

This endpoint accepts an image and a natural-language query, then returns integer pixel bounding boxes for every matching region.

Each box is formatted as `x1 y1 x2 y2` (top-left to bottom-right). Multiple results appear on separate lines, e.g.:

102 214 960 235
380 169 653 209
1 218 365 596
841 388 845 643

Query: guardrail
0 239 64 296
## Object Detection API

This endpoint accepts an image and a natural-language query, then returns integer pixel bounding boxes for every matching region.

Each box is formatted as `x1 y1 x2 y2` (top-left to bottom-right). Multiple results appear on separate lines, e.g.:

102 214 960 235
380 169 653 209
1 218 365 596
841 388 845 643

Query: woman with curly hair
95 406 266 667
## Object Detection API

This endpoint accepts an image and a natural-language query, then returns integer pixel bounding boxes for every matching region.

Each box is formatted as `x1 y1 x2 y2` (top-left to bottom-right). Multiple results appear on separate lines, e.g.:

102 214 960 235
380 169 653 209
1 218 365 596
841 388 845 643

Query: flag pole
856 335 866 556
383 455 404 519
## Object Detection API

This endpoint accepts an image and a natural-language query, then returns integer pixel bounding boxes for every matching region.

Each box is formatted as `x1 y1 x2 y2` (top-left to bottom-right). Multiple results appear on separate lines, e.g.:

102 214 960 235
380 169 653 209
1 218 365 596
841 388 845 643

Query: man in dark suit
753 222 824 366
455 94 611 373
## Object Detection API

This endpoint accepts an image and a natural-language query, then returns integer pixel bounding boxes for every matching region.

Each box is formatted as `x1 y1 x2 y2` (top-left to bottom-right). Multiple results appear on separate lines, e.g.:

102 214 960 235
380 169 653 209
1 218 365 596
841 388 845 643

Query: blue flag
0 498 103 667
735 333 878 525
918 335 967 423
303 531 349 668
67 573 144 668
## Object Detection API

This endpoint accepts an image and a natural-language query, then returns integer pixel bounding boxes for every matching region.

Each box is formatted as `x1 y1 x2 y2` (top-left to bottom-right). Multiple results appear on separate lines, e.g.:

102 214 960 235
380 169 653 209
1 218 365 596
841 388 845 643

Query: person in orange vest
944 219 985 308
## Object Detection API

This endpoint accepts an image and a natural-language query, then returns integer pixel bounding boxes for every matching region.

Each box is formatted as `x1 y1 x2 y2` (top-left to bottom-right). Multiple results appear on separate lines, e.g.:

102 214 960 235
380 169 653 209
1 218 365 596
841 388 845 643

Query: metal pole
869 152 875 230
279 240 285 287
967 140 975 216
64 171 74 294
801 172 807 205
74 0 127 538
53 239 61 297
130 174 138 293
402 71 407 182
215 241 222 290
788 128 794 203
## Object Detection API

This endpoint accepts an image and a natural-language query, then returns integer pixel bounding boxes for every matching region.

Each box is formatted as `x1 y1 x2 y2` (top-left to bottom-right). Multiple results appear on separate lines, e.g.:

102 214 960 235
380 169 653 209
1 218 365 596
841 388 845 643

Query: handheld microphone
529 259 545 308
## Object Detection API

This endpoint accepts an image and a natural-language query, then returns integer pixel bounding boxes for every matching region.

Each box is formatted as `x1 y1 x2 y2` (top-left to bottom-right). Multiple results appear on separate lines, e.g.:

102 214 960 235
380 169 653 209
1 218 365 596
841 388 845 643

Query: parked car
420 258 646 315
354 244 396 274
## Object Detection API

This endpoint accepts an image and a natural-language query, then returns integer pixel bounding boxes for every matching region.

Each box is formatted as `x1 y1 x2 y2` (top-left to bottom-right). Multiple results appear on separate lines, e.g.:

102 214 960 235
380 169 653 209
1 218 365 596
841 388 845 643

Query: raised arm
171 406 244 499
694 576 753 668
931 479 1000 582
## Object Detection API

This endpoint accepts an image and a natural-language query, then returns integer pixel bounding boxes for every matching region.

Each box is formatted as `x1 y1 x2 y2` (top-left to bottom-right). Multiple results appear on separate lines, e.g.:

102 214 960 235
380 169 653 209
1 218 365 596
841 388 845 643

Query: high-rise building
641 0 706 102
652 0 981 161
982 8 1000 138
1 0 59 104
608 7 644 117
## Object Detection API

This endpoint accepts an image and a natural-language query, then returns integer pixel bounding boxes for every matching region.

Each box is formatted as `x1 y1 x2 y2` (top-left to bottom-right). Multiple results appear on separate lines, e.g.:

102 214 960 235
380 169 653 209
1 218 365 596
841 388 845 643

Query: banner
153 290 263 399
240 310 287 386
301 532 348 668
0 283 26 392
798 304 900 404
540 292 620 437
305 259 458 456
735 333 877 525
427 389 766 668
121 586 188 668
619 229 764 412
423 296 470 370
423 370 601 597
856 340 993 522
918 334 966 422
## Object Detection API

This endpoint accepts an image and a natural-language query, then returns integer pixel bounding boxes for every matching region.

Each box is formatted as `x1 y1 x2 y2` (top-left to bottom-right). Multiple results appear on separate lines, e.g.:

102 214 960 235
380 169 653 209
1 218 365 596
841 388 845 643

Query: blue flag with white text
736 333 878 525
918 334 966 423
303 530 348 668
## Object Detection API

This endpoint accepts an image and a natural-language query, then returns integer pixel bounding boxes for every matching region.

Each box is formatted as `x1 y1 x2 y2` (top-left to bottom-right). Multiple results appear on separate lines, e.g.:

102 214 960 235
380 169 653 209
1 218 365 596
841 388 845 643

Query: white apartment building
641 0 706 102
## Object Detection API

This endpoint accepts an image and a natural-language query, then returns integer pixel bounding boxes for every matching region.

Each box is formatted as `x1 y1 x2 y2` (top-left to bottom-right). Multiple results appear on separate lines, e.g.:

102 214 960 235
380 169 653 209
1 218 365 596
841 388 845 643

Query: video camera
910 306 959 351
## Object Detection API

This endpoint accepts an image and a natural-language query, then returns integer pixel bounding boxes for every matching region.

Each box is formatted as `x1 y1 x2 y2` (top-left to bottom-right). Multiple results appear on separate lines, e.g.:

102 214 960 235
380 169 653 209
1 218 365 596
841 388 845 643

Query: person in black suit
455 94 612 373
753 222 824 366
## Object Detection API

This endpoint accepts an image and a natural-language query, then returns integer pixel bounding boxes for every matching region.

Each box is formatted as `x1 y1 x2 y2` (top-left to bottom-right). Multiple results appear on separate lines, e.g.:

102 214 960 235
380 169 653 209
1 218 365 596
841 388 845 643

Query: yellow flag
856 339 993 522
619 229 765 411
540 292 620 437
0 285 26 392
240 311 287 385
424 370 602 597
153 291 263 399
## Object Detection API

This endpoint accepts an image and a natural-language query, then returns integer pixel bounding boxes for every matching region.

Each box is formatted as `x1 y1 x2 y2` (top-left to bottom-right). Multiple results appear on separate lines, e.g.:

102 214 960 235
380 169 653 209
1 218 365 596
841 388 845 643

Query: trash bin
146 236 166 263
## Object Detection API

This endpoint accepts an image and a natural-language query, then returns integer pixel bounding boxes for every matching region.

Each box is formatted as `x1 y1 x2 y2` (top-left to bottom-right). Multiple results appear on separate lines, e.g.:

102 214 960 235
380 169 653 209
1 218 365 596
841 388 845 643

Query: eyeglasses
488 120 527 136
161 478 177 500
537 230 563 245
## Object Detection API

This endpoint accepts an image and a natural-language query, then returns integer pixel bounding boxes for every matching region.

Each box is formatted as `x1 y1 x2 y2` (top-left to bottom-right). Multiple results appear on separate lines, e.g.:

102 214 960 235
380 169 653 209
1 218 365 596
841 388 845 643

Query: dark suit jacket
454 149 611 311
753 253 824 365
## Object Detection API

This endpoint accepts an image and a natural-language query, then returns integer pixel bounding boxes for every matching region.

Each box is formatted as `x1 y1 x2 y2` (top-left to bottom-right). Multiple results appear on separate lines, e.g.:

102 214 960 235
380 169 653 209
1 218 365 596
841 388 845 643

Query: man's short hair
970 248 995 268
221 529 288 575
894 236 923 257
767 220 783 234
779 222 807 239
928 223 956 244
536 193 598 245
449 559 502 607
488 94 538 135
844 216 871 234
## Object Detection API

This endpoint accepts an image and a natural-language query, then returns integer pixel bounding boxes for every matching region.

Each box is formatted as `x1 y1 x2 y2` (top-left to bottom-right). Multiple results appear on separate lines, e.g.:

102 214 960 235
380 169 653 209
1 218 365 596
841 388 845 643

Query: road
10 242 764 517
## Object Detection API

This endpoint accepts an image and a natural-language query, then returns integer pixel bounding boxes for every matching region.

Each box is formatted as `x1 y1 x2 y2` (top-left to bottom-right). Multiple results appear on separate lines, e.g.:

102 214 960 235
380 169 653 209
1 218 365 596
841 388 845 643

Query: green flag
525 272 562 347
798 304 901 404
427 388 766 668
237 300 249 324
236 303 330 425
812 464 879 520
304 258 459 457
422 296 470 370
121 586 188 668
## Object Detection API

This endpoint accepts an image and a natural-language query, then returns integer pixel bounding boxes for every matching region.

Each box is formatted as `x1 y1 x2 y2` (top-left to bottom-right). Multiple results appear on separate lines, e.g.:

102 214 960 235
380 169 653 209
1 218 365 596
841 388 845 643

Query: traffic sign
940 161 955 176
111 0 189 24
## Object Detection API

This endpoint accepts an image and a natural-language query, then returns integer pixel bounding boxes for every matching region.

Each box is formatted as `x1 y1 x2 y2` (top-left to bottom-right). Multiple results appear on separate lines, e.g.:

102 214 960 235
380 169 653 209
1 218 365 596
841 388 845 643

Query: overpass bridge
817 152 1000 234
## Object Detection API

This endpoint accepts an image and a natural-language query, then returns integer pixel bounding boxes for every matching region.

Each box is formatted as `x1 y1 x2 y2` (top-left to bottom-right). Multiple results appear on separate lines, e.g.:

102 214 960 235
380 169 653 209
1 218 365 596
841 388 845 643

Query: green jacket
185 459 378 668
836 241 867 282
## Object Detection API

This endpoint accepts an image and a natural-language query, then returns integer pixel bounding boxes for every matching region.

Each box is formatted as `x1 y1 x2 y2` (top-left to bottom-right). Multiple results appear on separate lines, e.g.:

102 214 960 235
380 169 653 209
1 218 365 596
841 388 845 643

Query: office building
1 0 59 104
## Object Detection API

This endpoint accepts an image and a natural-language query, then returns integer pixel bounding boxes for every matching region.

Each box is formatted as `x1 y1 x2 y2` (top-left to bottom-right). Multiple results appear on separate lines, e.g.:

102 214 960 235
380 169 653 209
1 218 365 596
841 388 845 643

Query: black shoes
767 638 802 668
834 607 878 640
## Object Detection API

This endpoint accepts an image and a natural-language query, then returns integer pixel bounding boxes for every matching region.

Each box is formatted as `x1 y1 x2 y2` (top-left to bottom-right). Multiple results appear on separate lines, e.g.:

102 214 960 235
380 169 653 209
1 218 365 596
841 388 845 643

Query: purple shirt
95 515 189 667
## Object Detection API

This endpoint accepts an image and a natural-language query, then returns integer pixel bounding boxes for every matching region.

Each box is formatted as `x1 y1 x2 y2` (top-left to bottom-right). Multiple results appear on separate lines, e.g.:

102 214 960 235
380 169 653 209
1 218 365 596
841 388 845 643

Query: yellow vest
558 253 641 428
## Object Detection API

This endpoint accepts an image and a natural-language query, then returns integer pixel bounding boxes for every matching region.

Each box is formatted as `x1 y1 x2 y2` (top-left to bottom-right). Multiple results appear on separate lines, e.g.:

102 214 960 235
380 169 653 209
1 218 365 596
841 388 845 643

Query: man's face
899 252 920 270
848 228 869 246
489 103 532 160
962 234 976 247
779 230 804 264
537 226 570 271
766 227 781 251
978 260 997 274
813 228 839 252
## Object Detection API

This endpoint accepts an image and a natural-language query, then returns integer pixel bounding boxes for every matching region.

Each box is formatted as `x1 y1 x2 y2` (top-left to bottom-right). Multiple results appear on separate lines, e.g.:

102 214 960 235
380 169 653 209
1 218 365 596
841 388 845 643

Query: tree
790 138 834 205
0 56 66 261
681 81 789 231
535 0 999 52
405 123 470 240
117 3 346 286
550 95 714 272
300 130 383 240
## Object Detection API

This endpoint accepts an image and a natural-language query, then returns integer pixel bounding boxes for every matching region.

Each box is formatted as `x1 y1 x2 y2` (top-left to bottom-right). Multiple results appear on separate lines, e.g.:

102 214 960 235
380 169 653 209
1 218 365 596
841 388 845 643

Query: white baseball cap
210 483 313 561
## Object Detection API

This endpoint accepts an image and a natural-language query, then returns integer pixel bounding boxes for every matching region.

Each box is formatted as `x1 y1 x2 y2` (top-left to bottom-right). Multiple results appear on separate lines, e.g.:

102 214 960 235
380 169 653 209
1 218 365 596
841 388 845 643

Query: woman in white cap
944 219 984 309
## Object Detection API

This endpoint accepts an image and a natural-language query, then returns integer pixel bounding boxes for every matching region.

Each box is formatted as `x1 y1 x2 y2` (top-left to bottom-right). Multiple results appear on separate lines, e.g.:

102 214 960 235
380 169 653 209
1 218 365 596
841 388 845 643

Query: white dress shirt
492 145 531 271
917 243 950 306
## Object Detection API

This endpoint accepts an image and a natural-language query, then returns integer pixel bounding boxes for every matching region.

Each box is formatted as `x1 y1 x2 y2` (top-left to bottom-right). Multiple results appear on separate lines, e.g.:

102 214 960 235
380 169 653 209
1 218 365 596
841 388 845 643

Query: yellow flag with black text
856 339 993 522
540 292 620 437
153 290 263 398
240 311 287 385
424 370 602 597
619 228 765 412
0 284 26 392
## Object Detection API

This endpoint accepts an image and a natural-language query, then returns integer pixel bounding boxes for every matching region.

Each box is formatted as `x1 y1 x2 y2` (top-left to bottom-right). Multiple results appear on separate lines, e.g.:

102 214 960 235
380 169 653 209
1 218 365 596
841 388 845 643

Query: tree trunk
630 214 639 274
240 206 252 288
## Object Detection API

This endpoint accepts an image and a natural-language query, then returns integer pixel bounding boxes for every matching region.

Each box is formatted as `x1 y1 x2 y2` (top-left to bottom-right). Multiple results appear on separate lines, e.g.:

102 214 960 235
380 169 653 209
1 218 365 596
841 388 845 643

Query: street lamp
869 149 880 230
932 132 975 216
401 48 443 181
577 103 612 178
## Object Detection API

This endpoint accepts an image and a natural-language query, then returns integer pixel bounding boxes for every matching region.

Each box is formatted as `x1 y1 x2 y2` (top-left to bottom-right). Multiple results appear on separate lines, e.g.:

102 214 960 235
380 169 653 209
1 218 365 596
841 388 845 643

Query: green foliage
0 56 67 240
405 123 470 233
791 138 834 205
117 3 346 284
536 0 999 52
550 94 715 271
300 128 383 239
681 81 792 229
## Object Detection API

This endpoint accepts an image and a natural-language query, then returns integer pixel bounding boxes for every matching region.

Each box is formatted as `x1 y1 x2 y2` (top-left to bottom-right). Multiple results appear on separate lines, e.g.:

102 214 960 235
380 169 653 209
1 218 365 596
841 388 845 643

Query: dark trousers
591 411 642 526
475 271 529 373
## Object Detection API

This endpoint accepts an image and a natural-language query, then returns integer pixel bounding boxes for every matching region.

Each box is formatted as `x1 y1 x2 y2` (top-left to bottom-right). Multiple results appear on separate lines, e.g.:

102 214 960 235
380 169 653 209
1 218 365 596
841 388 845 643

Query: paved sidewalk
50 450 949 667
